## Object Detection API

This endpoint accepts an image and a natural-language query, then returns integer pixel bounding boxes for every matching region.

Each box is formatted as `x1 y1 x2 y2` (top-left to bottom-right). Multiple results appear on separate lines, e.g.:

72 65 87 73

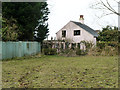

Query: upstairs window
62 30 66 37
74 30 80 36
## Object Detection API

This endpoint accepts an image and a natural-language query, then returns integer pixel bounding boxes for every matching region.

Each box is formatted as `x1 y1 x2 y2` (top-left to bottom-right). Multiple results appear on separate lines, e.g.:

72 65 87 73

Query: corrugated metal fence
0 41 41 60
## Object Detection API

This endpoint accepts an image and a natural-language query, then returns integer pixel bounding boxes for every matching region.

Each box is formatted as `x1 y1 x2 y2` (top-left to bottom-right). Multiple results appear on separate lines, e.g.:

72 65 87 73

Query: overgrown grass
2 55 118 88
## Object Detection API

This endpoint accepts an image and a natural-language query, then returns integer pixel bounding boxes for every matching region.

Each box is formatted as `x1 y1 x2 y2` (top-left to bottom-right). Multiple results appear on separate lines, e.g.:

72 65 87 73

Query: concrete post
76 43 78 48
69 43 72 49
63 42 65 49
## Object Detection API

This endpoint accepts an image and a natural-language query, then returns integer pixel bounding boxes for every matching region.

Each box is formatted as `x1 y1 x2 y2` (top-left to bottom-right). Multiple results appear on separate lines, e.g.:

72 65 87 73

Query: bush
104 46 117 56
88 45 118 56
80 41 94 50
43 48 49 55
76 49 82 55
97 41 118 49
97 42 106 49
49 48 57 55
58 49 76 57
43 48 57 55
76 49 87 56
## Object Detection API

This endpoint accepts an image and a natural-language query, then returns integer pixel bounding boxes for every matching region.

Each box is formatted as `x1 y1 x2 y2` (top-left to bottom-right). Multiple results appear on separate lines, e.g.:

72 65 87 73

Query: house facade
56 15 98 46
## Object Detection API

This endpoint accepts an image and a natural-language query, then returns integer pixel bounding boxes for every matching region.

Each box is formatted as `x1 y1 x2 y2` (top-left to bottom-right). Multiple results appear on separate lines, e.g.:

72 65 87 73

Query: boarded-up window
62 30 66 37
74 30 80 36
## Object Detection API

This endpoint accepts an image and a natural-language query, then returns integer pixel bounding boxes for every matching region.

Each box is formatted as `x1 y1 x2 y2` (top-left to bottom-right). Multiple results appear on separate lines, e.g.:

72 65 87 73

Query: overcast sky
47 0 118 40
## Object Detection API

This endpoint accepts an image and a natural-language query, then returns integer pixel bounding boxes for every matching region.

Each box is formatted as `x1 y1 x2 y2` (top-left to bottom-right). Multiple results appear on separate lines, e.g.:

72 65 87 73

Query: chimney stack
79 15 84 24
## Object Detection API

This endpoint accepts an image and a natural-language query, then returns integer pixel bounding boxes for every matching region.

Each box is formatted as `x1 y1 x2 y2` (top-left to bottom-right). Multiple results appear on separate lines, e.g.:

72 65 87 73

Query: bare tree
90 0 120 17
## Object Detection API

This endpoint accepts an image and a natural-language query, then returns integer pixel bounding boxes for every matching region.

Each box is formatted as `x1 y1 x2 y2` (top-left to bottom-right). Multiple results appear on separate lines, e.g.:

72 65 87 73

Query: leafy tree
34 2 49 43
2 18 20 41
0 1 1 40
2 2 49 42
97 25 119 42
0 14 2 39
34 24 49 43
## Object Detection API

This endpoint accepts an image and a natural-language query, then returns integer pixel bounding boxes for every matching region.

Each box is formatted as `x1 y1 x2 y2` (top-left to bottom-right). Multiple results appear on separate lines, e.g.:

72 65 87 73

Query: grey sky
47 0 118 39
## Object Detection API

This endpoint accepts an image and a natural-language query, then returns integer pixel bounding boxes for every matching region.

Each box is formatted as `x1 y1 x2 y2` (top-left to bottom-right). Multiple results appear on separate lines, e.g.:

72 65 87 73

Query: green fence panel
0 42 2 60
0 41 41 60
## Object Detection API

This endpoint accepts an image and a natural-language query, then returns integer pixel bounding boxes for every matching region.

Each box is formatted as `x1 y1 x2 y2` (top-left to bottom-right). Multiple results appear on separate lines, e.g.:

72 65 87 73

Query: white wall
56 21 96 45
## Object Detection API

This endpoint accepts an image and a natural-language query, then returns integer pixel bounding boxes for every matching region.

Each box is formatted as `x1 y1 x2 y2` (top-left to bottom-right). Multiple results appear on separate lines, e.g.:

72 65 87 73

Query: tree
97 25 119 42
34 24 49 43
0 1 1 40
0 13 2 40
90 0 120 17
2 18 19 41
34 2 49 43
2 2 49 42
90 0 120 46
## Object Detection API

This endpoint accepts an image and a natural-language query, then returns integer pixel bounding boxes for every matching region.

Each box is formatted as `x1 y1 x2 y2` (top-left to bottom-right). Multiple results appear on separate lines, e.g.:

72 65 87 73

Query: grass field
2 55 118 88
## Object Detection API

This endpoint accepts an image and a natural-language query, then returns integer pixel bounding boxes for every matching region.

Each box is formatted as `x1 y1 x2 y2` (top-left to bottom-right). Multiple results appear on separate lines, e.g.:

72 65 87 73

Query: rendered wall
56 21 96 44
0 41 41 60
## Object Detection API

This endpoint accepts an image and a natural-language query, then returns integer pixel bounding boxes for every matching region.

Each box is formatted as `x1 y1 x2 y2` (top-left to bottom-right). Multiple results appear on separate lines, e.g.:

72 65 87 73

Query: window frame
74 30 80 36
62 30 66 37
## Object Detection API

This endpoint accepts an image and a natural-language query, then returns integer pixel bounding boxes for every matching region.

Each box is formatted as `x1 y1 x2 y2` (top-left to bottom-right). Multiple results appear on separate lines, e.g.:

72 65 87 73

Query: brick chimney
79 15 84 24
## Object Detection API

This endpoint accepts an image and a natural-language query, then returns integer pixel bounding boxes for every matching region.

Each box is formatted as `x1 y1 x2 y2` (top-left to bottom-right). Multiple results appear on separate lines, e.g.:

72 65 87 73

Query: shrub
65 42 70 49
97 41 118 49
104 46 118 56
97 41 106 49
77 43 80 49
43 48 57 55
76 49 82 55
58 49 77 57
71 43 76 50
60 48 70 54
87 47 101 56
43 48 49 55
49 48 57 55
88 45 118 56
76 49 87 56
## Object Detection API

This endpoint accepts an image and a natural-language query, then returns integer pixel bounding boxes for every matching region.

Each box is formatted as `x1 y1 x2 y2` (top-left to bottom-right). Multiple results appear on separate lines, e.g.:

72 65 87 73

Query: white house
56 15 98 46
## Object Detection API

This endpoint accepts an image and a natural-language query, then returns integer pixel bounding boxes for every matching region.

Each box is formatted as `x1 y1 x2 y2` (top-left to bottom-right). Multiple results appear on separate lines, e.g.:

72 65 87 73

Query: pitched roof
71 21 98 37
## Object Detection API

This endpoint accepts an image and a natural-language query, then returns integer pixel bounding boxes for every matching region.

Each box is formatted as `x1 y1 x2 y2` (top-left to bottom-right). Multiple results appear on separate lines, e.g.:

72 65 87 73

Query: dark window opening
62 30 66 37
74 30 80 36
